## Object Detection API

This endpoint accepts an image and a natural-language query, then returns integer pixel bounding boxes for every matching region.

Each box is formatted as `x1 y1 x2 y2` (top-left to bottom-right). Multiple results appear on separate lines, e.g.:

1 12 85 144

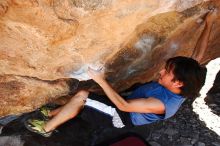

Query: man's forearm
192 21 213 62
97 79 129 111
192 11 216 62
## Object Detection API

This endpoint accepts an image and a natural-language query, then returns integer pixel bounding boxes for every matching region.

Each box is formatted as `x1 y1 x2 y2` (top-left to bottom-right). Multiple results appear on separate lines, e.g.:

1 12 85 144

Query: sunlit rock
0 0 220 116
0 75 71 116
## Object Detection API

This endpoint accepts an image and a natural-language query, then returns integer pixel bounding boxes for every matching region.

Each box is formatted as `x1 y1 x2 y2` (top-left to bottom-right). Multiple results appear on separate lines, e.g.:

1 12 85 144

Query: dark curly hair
165 56 207 99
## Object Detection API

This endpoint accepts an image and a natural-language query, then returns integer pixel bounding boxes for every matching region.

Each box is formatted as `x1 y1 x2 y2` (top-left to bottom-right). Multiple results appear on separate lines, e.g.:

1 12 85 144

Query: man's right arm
88 68 165 114
192 9 217 62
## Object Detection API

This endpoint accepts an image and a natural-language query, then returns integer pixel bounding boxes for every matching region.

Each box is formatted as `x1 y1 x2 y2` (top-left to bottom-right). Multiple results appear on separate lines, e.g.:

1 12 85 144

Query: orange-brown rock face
0 0 220 116
0 75 72 116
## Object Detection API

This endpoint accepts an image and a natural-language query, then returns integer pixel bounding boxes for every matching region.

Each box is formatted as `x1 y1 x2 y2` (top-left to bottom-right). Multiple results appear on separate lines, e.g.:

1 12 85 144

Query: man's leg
43 105 64 118
43 90 89 132
48 107 62 117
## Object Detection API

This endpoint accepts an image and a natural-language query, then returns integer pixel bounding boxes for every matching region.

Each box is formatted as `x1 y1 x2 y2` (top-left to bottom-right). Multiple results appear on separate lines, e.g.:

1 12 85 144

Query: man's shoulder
144 81 160 87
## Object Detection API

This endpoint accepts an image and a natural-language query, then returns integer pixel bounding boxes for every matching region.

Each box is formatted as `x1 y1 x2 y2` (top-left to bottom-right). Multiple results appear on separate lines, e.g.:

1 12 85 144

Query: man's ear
173 80 183 88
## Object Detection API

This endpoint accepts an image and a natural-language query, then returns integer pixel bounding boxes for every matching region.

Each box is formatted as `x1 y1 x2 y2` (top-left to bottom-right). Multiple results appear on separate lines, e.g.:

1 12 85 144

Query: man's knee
76 90 89 98
69 90 89 103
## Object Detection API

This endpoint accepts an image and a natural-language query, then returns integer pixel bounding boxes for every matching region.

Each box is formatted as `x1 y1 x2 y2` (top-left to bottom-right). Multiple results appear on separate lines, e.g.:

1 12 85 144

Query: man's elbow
117 103 132 112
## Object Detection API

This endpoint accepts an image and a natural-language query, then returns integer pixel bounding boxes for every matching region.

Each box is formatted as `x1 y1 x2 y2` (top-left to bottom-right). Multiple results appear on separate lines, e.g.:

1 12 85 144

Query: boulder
0 0 220 116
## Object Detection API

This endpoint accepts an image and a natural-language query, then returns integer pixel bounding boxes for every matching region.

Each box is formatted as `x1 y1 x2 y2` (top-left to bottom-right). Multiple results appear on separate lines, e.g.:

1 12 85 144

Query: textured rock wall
0 75 72 116
0 0 220 116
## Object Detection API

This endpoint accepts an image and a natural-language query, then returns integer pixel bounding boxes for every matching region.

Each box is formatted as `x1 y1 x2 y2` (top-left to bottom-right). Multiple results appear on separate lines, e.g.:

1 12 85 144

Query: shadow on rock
1 111 95 146
205 70 220 116
0 109 148 146
0 108 152 146
145 99 220 146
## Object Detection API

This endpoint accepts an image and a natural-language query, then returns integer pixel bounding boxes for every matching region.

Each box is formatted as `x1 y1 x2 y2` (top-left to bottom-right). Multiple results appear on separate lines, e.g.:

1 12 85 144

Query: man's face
158 68 176 88
158 66 184 91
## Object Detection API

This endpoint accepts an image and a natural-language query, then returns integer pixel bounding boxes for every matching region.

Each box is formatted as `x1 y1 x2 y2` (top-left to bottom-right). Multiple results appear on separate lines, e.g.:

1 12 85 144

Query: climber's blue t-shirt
128 82 185 125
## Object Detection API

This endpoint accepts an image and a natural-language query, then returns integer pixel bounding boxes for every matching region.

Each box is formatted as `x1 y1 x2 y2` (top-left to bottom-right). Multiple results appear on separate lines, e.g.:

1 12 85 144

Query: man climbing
24 9 216 137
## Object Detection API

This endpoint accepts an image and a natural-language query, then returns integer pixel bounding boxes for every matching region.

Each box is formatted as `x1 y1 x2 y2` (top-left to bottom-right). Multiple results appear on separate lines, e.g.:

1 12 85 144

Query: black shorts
79 92 133 129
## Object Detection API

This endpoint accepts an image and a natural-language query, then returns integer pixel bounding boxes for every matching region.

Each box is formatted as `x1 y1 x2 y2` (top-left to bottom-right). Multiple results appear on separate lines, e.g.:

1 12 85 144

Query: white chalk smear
134 35 155 53
69 62 104 81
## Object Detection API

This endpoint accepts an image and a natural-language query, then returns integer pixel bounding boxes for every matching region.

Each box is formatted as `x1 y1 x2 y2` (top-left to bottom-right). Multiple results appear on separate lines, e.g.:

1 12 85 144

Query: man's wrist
96 78 106 86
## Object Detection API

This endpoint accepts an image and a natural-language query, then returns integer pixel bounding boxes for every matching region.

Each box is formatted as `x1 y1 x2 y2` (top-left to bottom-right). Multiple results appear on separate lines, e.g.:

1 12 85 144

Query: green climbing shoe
24 119 52 137
38 106 51 120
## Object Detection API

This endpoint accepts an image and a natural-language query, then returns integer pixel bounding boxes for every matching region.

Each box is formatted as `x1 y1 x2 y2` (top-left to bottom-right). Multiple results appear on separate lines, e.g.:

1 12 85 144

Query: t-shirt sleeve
163 98 185 119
